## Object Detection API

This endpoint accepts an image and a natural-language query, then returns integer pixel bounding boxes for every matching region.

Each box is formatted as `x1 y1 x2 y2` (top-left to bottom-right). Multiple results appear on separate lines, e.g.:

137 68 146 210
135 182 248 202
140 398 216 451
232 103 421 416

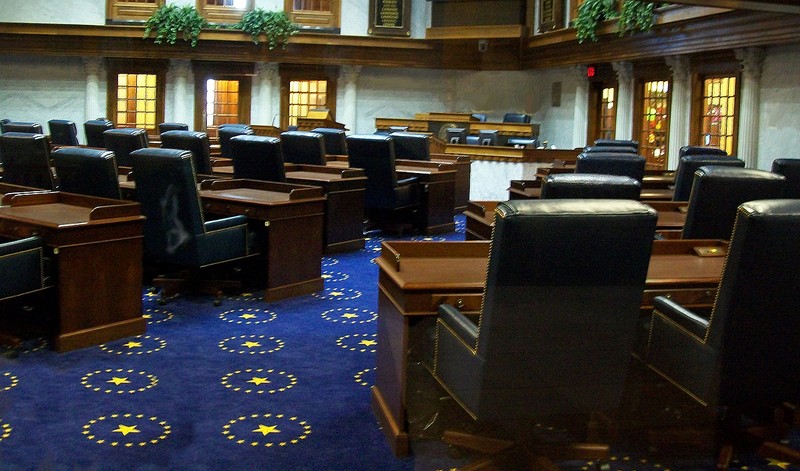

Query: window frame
633 61 672 170
279 64 338 130
586 64 618 143
284 0 341 32
106 59 168 133
106 0 165 24
192 62 253 134
197 0 254 24
690 59 741 155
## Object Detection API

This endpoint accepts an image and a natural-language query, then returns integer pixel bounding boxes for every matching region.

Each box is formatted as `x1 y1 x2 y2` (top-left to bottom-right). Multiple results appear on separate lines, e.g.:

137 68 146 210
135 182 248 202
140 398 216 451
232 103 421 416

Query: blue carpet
0 215 798 470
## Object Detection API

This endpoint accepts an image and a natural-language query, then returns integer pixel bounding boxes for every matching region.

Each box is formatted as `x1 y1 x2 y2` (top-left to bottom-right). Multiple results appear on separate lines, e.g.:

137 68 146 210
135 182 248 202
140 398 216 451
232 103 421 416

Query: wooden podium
297 109 346 131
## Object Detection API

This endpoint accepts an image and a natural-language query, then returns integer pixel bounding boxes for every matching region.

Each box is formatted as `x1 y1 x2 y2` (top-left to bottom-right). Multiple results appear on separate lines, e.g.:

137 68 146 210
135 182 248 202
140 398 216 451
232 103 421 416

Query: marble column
612 61 634 140
252 62 279 126
735 47 765 168
339 65 361 133
666 55 690 170
572 65 589 149
169 59 193 128
83 57 105 122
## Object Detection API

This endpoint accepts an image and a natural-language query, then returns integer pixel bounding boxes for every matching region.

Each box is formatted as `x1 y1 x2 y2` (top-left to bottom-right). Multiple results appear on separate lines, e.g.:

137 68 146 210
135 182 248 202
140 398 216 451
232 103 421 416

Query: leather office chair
678 145 727 158
682 166 786 240
130 147 256 305
593 139 640 152
311 127 348 155
502 112 531 124
2 122 43 134
217 124 254 159
671 155 745 201
643 199 800 464
771 158 800 198
0 236 52 356
229 134 286 182
0 132 58 190
160 130 214 176
346 134 420 231
431 199 656 461
471 113 487 122
52 147 121 199
280 130 327 165
84 119 114 148
575 152 647 183
506 137 539 148
48 120 79 146
103 127 148 167
158 122 189 134
0 118 10 133
583 145 638 154
390 131 431 161
541 173 641 200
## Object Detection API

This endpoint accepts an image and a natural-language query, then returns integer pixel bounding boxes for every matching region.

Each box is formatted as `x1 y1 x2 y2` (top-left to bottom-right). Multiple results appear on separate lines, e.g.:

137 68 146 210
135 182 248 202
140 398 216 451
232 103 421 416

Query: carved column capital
170 59 192 79
665 55 690 82
254 62 279 82
83 57 104 77
612 61 633 83
572 64 589 82
736 47 765 80
340 65 362 85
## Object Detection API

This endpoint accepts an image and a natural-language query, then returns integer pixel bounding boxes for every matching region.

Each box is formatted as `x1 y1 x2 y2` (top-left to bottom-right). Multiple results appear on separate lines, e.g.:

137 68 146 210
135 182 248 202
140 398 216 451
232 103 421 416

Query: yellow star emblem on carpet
767 459 791 470
239 313 257 320
123 341 142 349
247 377 270 385
242 341 262 348
107 377 131 385
112 424 140 436
342 313 359 319
253 424 281 436
359 339 377 347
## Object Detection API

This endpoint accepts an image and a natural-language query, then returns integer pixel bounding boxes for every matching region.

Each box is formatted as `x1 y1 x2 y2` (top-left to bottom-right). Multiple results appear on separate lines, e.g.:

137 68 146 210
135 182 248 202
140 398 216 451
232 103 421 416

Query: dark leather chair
771 158 800 198
0 132 58 190
0 118 10 132
583 145 638 154
103 127 148 167
84 119 114 148
0 236 52 355
160 130 214 175
158 122 189 134
431 199 656 456
280 130 327 165
678 145 727 158
2 122 43 134
464 135 480 145
643 199 800 458
52 147 121 199
506 137 539 148
217 124 253 159
682 166 786 240
471 113 487 122
502 113 531 124
390 131 430 161
671 155 746 202
575 152 647 183
47 120 79 146
541 173 641 200
311 127 348 155
130 147 256 304
346 134 420 230
593 139 640 152
229 135 285 182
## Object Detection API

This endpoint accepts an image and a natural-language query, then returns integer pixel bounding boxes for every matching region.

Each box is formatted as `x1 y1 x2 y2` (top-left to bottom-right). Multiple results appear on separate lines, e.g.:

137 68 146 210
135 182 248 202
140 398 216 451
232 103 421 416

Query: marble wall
758 45 800 170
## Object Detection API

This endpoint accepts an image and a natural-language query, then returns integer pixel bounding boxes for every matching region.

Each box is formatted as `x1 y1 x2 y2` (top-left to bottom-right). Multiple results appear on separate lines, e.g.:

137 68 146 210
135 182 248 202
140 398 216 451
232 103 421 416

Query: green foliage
235 9 298 49
574 0 658 43
143 4 209 47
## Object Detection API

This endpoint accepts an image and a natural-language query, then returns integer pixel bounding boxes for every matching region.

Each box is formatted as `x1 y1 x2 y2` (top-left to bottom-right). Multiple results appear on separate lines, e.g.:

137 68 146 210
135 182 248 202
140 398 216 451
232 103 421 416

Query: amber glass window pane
640 80 670 168
701 76 736 154
116 73 158 131
287 79 328 128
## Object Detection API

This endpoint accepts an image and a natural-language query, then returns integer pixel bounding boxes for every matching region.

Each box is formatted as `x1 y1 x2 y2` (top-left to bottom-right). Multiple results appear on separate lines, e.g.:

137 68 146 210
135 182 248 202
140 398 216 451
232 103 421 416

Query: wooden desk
283 164 367 253
371 239 726 456
444 145 579 163
198 179 326 301
0 191 145 352
508 179 674 201
375 115 540 142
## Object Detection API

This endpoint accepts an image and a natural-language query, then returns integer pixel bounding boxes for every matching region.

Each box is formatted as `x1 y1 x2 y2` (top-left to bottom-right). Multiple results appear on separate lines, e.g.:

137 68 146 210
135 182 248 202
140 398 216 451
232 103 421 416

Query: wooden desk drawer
641 287 717 311
429 293 483 312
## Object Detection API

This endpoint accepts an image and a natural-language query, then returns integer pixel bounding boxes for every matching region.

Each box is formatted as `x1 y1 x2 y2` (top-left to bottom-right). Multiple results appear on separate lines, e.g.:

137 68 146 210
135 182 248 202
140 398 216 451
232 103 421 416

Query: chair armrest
0 236 43 256
652 296 710 340
204 215 248 232
438 303 479 345
397 176 419 187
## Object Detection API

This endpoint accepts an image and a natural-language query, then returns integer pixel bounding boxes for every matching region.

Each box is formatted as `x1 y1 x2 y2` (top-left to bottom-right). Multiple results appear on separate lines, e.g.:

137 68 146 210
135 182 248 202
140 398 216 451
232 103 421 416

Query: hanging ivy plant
143 4 209 47
574 0 659 43
235 8 299 49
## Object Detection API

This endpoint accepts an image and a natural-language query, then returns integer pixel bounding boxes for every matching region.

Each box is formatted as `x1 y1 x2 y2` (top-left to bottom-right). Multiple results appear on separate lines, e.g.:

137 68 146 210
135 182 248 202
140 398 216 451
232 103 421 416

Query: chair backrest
541 173 641 200
103 127 148 167
0 132 57 190
679 145 727 158
129 147 205 265
346 134 400 208
48 120 79 146
158 122 189 134
52 147 121 199
160 130 213 175
682 166 786 240
574 152 646 182
706 199 800 408
771 158 800 198
471 113 487 122
84 119 114 147
474 199 656 418
229 135 285 182
280 130 327 165
593 139 640 152
2 122 43 134
583 145 638 154
390 132 431 161
217 124 253 159
502 112 531 124
311 127 348 155
671 155 745 201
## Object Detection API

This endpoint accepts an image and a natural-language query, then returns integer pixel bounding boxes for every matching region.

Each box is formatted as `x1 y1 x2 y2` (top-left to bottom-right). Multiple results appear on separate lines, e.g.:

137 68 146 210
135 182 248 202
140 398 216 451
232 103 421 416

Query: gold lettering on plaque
380 0 400 27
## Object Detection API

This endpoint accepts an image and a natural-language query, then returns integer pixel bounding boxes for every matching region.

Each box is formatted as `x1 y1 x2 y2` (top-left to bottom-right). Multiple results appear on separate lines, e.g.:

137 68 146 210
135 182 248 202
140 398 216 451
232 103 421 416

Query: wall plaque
369 0 411 37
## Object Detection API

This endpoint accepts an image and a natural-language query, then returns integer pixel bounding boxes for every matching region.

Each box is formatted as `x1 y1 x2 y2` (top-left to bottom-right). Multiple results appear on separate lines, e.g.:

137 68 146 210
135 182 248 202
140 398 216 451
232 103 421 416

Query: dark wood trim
645 0 800 14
